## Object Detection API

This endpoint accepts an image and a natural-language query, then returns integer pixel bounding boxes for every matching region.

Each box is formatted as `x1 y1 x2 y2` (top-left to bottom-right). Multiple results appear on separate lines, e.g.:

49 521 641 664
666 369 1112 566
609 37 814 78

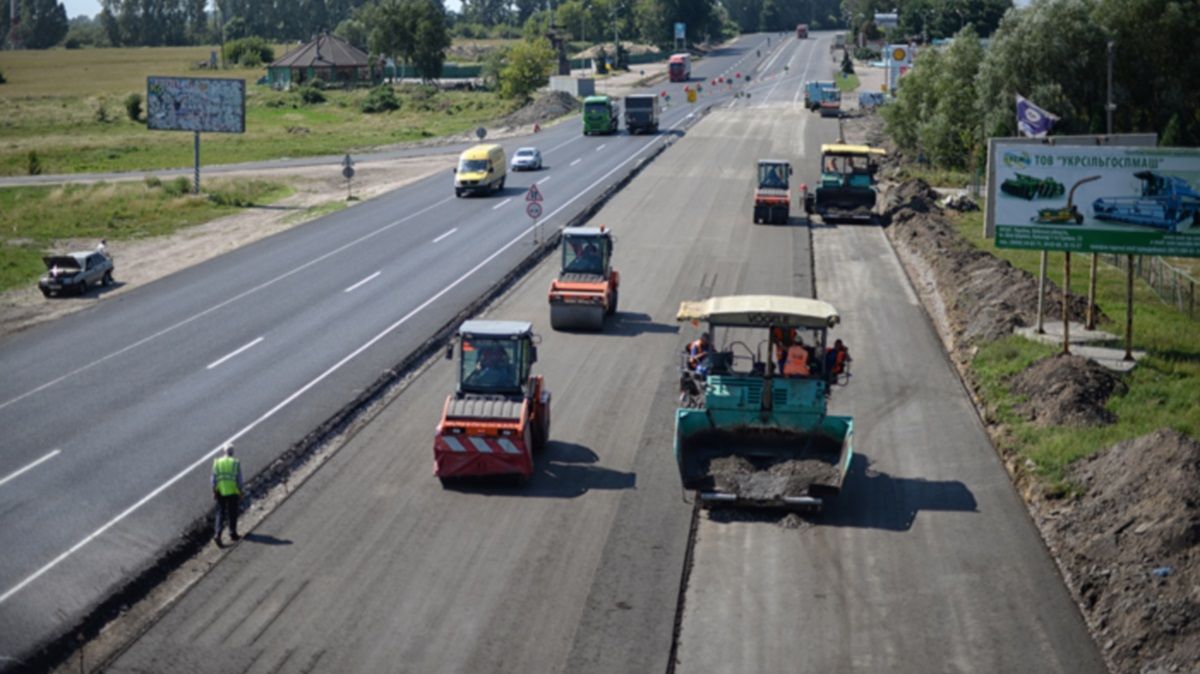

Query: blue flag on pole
1016 94 1059 137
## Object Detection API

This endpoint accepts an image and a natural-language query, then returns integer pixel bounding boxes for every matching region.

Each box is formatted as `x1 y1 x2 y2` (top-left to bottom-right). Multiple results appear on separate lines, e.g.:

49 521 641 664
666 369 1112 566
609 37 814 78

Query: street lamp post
1086 41 1118 332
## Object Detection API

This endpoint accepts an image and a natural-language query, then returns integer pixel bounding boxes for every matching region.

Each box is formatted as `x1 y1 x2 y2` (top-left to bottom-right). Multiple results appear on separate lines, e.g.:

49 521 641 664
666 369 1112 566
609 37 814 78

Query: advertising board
147 76 246 134
988 141 1200 257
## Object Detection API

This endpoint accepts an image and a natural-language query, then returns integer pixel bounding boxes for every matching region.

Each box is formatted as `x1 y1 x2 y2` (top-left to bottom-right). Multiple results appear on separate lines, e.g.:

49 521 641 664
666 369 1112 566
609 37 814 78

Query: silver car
510 147 543 171
39 251 114 297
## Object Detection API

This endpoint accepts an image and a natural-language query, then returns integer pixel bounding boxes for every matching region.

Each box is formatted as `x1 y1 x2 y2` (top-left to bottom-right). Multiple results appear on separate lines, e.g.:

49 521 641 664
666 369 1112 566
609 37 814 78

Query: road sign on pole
526 201 543 219
526 183 544 202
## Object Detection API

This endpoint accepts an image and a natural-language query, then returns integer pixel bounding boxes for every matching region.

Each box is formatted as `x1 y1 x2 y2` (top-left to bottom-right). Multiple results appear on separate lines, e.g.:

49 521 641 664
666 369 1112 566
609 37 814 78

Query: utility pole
216 0 226 69
1086 40 1117 332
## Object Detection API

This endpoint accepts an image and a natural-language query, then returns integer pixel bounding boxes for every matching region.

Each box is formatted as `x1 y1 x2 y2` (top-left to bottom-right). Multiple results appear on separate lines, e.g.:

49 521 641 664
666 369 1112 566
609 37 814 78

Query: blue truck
1092 172 1200 232
803 80 841 114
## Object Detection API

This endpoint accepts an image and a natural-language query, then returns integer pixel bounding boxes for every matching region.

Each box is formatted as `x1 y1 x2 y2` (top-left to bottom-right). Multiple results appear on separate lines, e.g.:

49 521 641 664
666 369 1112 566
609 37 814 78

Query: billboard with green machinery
988 144 1200 257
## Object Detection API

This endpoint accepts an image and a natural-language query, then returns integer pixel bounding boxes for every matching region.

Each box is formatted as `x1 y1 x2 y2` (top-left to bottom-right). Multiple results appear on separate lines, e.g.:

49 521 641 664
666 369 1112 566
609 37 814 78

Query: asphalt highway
105 31 1103 674
0 34 779 666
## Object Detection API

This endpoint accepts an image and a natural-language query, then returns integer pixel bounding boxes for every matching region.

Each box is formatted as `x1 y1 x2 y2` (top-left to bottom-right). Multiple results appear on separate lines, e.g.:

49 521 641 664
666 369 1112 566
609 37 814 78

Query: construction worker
211 443 243 547
824 339 851 380
687 332 712 373
771 326 797 373
782 337 811 377
473 345 515 386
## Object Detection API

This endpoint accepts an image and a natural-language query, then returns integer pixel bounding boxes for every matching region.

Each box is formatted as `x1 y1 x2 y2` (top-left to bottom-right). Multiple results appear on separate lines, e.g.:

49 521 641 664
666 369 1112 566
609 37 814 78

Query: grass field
0 177 290 292
0 46 518 176
835 73 859 92
950 209 1200 488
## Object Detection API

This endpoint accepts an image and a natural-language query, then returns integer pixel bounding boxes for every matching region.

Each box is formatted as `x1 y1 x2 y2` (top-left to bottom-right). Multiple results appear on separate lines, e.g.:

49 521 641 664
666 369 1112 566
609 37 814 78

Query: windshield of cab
460 336 524 391
459 158 489 173
584 102 609 117
562 236 607 275
758 163 788 189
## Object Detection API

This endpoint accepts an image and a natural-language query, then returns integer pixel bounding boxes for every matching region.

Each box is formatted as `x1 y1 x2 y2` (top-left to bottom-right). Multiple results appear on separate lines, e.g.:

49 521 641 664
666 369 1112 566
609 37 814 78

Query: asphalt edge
22 106 713 674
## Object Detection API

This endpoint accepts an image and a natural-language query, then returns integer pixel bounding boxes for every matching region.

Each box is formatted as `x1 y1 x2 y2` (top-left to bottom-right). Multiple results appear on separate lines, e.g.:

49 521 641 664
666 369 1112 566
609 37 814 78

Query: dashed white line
432 228 458 243
596 144 607 152
206 337 264 370
344 271 381 293
570 158 582 167
537 176 552 185
492 198 512 210
0 450 61 489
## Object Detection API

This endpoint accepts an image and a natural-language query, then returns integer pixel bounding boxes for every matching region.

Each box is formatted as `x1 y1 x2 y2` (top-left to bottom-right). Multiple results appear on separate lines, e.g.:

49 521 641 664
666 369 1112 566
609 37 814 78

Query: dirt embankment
869 136 1198 671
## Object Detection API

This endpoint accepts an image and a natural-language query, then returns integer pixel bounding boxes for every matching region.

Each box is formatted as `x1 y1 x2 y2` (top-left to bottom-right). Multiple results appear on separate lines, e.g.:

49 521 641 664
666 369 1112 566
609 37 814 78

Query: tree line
882 0 1200 174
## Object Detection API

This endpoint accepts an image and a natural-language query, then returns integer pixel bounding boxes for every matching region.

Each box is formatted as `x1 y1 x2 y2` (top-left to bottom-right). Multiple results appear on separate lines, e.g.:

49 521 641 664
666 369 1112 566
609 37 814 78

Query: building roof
270 33 370 68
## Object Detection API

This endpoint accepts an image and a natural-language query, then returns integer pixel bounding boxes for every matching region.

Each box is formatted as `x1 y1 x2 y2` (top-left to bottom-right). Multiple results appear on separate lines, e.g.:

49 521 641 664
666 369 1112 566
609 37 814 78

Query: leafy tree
500 37 554 100
334 17 369 48
124 92 143 121
410 0 451 82
631 0 667 46
898 0 1012 40
513 0 545 25
368 0 414 81
462 0 509 26
223 36 274 66
480 46 509 90
14 0 69 49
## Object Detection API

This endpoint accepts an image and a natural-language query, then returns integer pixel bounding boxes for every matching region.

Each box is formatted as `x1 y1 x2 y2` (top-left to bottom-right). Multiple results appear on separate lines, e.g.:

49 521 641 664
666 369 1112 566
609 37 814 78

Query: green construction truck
583 95 619 135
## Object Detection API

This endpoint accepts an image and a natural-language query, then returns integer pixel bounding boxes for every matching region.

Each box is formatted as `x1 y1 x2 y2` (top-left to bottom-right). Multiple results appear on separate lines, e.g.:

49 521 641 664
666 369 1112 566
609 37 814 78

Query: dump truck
674 295 853 509
548 226 619 330
753 159 793 224
583 95 619 135
624 94 660 134
804 144 886 223
803 80 838 111
1092 171 1200 232
434 320 551 484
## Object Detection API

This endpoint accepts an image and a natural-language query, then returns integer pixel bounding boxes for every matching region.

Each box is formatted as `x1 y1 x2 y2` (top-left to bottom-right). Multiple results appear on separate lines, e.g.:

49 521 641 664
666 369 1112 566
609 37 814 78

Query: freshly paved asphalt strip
0 34 781 667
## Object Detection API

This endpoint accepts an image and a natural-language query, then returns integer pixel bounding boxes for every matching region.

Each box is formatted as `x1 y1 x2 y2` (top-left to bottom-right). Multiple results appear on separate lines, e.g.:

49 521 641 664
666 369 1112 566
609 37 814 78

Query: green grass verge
0 177 291 292
894 165 972 188
285 200 349 225
951 210 1200 487
835 73 859 92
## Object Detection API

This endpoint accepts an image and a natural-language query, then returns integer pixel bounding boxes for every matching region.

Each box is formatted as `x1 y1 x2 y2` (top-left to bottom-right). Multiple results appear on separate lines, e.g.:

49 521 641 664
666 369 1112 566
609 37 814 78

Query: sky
60 0 465 19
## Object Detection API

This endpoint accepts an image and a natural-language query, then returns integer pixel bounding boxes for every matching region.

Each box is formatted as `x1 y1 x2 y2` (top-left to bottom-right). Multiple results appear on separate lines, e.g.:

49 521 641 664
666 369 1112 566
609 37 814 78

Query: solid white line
0 450 61 489
206 337 264 370
0 196 455 413
0 111 692 608
492 198 512 210
432 228 458 243
596 144 607 152
343 271 381 293
570 158 582 167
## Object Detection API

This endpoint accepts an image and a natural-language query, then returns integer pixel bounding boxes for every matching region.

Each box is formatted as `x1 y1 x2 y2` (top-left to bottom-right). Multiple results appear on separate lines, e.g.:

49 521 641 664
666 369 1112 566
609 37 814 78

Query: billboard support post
1063 252 1071 355
1125 254 1135 361
1036 251 1047 334
1087 252 1097 329
194 131 201 194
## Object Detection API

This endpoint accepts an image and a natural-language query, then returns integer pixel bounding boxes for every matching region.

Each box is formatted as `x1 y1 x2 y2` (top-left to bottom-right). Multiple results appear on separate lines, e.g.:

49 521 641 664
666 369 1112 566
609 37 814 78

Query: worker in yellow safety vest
211 443 243 547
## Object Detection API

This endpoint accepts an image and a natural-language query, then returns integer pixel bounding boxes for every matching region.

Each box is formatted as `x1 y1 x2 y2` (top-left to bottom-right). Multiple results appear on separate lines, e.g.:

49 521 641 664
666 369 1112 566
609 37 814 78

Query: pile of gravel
498 91 580 129
1009 353 1123 427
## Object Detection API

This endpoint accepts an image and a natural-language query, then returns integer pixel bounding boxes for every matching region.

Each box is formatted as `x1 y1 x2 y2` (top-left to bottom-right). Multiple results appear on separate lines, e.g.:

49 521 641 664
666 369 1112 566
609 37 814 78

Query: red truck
796 24 808 39
668 53 691 82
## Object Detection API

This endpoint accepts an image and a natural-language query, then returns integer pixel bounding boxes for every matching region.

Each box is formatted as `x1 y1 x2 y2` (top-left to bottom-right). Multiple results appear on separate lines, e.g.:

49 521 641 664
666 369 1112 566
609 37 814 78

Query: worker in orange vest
771 326 797 373
782 337 810 377
824 339 851 381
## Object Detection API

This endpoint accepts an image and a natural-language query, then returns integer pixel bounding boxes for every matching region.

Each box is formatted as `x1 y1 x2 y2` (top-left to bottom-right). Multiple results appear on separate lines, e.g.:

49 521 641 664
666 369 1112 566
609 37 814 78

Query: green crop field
0 46 518 176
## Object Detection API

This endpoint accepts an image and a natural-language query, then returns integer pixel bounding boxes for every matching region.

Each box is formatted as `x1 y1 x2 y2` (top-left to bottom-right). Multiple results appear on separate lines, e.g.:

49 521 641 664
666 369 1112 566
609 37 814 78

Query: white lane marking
596 144 607 152
0 196 455 413
546 135 582 153
432 228 458 243
344 271 381 293
794 37 818 106
0 450 61 489
492 198 512 210
537 176 552 185
0 111 690 608
205 337 264 370
570 158 582 167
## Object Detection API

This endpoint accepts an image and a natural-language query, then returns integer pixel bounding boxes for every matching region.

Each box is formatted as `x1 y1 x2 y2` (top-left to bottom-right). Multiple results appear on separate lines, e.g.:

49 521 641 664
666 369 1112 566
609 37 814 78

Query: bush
853 46 880 61
308 78 327 90
163 176 193 196
123 93 142 121
223 36 274 68
297 85 326 104
27 151 42 176
360 85 400 113
64 37 81 49
94 97 111 123
144 176 162 188
0 69 5 84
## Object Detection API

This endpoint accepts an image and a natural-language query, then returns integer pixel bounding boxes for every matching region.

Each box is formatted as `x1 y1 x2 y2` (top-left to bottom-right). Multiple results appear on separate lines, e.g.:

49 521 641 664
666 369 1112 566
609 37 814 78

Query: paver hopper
434 320 551 483
548 226 619 331
674 296 854 510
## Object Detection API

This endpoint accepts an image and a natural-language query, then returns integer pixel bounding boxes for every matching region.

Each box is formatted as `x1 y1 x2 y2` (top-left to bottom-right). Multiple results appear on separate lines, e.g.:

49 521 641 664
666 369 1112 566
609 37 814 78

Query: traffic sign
686 89 697 103
526 201 543 219
342 165 355 179
475 127 487 140
526 183 544 202
341 153 355 168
